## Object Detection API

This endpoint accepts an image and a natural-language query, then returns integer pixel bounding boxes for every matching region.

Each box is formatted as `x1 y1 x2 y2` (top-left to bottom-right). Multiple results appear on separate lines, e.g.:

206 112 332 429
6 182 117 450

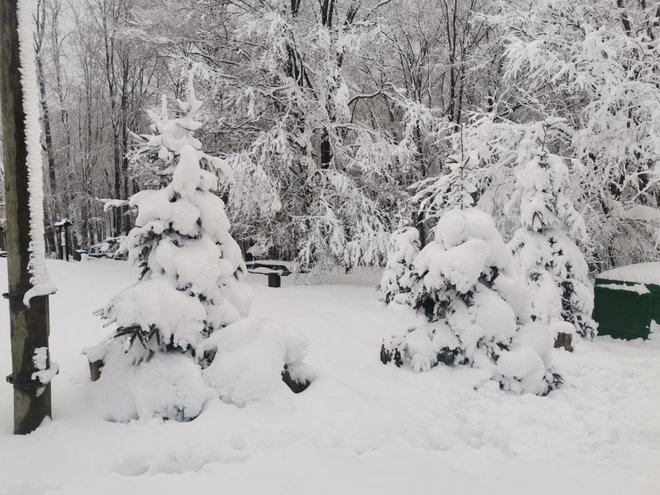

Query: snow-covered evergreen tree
377 225 420 305
509 135 598 339
381 208 560 396
87 79 312 421
98 79 252 353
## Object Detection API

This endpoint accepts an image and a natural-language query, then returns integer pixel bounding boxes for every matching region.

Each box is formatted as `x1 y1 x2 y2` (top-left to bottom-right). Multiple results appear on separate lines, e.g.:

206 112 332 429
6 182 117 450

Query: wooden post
56 225 62 260
0 0 53 434
64 222 70 261
55 219 72 261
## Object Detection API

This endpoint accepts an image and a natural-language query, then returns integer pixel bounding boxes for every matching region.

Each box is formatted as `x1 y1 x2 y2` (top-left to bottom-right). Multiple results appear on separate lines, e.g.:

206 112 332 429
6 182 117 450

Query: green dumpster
594 262 660 340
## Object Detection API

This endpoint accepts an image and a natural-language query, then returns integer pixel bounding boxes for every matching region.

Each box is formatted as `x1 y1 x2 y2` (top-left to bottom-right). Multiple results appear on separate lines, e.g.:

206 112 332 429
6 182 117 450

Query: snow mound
497 322 558 395
496 347 548 395
89 317 314 421
380 322 460 373
92 345 214 422
201 317 314 407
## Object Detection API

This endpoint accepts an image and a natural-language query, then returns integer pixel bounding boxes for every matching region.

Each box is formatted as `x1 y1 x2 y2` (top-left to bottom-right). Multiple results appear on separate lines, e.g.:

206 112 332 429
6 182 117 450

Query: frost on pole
31 346 59 392
17 0 56 307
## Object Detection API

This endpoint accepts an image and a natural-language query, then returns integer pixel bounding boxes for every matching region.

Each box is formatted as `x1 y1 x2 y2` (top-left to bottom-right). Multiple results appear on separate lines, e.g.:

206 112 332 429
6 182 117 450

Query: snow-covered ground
1 259 659 495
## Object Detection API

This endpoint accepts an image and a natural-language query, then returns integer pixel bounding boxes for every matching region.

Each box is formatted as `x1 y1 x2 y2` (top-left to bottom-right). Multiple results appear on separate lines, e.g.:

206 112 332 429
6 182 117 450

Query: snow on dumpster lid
598 262 660 285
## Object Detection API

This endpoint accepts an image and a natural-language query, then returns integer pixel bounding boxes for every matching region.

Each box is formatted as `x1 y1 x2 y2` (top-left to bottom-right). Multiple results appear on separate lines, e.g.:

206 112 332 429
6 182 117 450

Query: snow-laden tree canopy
23 0 660 275
493 0 660 269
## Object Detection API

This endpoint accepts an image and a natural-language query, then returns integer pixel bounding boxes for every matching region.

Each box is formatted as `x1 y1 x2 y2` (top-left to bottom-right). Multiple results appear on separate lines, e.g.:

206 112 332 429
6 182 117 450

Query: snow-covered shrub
381 208 561 396
377 226 420 305
90 345 215 423
508 145 597 339
87 79 312 421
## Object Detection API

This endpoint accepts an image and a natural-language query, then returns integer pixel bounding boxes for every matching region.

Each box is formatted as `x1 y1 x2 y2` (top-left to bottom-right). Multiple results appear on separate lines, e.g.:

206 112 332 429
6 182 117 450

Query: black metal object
2 290 25 301
6 373 45 390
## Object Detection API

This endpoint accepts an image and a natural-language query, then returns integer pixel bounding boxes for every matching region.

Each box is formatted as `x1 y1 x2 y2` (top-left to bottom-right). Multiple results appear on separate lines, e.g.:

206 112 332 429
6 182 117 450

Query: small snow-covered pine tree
86 80 313 421
98 80 253 356
377 225 420 305
509 141 597 339
381 208 561 396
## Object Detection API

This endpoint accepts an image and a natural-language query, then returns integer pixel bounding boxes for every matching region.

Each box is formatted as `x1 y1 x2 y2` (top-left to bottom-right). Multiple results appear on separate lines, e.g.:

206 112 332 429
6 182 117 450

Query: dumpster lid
598 262 660 285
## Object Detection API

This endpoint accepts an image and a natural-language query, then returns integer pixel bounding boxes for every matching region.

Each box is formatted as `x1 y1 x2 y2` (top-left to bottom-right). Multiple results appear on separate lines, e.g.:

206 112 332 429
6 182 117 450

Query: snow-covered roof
598 262 660 285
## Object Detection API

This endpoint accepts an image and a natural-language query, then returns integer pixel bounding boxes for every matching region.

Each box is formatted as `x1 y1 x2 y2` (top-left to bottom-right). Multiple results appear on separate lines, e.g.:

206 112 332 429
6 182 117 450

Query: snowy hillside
1 259 659 495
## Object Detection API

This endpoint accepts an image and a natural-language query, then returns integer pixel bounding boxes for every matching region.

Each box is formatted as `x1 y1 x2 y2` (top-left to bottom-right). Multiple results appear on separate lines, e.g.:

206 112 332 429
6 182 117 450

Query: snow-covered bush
381 208 561 396
508 143 597 339
377 226 420 305
87 79 312 421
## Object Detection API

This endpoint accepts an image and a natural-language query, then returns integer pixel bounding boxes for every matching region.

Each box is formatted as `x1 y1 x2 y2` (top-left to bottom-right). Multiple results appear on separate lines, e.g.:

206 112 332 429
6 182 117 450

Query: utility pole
0 0 53 434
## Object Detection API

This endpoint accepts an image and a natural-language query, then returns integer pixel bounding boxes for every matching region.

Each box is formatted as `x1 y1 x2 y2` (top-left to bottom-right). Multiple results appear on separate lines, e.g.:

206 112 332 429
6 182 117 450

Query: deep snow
1 259 659 494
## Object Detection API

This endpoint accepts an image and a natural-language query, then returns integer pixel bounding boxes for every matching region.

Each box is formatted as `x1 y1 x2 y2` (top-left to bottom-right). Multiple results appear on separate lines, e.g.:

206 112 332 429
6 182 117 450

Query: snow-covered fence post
0 0 54 434
54 218 71 261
